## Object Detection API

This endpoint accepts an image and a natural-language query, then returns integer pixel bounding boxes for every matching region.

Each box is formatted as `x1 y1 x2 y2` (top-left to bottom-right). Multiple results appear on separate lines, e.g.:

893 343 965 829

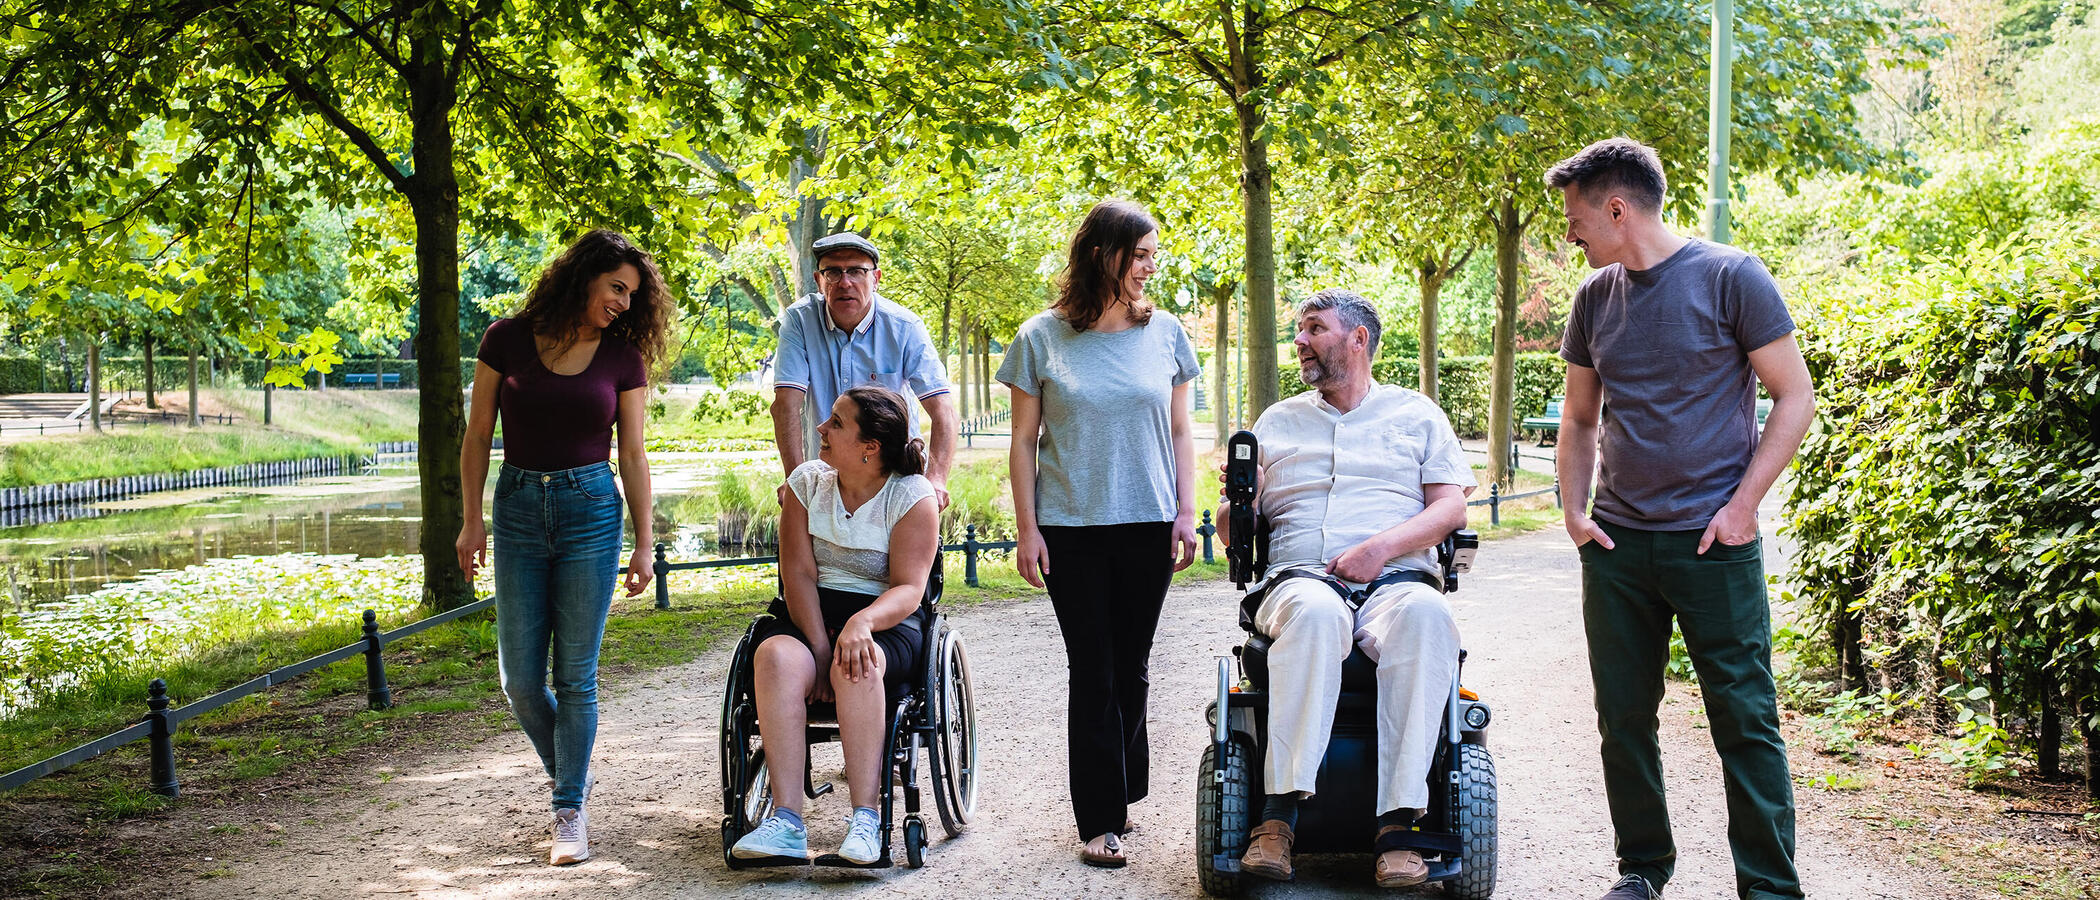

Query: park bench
1521 397 1563 446
342 373 401 388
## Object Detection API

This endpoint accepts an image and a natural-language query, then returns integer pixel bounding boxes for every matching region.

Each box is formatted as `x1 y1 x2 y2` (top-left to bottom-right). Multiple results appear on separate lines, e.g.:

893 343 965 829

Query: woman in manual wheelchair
727 384 939 866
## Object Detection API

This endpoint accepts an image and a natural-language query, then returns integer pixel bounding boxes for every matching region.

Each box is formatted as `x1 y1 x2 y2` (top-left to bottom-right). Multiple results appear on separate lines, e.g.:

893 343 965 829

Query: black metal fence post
1553 478 1562 508
147 678 179 797
1198 509 1215 563
362 610 392 710
1489 483 1501 527
653 542 671 609
963 524 980 588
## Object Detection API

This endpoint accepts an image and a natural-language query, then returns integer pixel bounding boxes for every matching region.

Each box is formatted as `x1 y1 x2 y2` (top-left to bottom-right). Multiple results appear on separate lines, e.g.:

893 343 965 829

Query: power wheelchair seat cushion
1236 567 1443 699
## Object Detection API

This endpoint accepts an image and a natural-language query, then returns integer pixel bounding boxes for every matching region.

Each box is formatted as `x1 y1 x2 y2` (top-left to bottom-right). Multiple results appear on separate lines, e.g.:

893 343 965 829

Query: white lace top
787 460 936 595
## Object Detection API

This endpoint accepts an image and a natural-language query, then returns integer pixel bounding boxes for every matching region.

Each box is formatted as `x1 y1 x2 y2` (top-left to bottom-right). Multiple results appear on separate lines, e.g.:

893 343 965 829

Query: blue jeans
492 461 625 812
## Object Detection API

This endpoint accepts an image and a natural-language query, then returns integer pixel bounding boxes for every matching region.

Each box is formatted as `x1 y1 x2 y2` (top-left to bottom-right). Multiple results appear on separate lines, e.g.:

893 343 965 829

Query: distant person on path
456 229 672 866
770 233 955 509
999 198 1200 868
729 385 939 866
1218 289 1475 888
1548 138 1817 900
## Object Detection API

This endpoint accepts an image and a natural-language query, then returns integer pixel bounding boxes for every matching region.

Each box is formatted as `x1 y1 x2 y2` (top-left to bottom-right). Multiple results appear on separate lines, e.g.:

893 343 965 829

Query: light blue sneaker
836 809 882 865
731 813 808 859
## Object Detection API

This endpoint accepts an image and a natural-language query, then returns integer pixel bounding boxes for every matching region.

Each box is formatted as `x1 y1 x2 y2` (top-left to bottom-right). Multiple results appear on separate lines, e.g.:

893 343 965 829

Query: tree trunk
187 347 199 427
956 313 972 425
1213 279 1233 446
1419 256 1444 404
87 338 101 432
406 49 471 611
784 127 832 300
264 382 273 426
1487 193 1525 489
143 333 157 409
1233 71 1279 419
2082 675 2100 800
978 328 990 413
2039 665 2062 780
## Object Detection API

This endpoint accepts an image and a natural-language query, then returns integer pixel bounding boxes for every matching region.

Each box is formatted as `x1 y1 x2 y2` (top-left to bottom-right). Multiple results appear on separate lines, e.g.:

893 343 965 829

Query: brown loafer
1373 825 1429 888
1240 820 1295 881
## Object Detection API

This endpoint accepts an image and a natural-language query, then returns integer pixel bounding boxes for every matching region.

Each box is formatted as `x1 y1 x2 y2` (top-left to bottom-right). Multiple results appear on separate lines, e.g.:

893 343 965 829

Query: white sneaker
836 810 882 865
731 813 809 859
551 808 590 865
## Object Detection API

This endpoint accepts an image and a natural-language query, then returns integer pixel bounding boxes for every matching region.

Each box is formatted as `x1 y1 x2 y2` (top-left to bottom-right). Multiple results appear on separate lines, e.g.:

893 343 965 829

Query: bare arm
770 386 808 478
1007 385 1050 587
455 362 501 578
920 391 958 509
1328 482 1468 582
615 387 654 596
1169 381 1198 571
777 485 828 654
1700 333 1816 552
1557 362 1614 549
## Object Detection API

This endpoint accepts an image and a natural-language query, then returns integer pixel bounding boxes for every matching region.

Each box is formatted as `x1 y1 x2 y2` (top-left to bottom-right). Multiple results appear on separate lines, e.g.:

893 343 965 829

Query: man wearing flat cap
770 232 957 508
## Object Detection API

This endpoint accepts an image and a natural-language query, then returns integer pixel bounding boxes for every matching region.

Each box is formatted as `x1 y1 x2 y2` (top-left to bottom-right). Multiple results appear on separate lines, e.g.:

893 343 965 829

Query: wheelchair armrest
1437 529 1479 592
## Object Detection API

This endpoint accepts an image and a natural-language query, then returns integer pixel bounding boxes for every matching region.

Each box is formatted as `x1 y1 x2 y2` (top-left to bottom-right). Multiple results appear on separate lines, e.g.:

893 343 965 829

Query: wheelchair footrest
813 853 895 869
1374 827 1463 856
1210 853 1242 873
726 853 812 869
1424 857 1463 882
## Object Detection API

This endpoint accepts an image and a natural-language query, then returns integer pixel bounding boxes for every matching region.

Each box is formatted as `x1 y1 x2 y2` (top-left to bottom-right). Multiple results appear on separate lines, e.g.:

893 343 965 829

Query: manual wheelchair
1196 431 1498 897
718 556 979 869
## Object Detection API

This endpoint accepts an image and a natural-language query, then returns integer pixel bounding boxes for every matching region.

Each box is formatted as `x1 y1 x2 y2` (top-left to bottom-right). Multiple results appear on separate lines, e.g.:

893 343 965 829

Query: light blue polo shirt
773 293 950 445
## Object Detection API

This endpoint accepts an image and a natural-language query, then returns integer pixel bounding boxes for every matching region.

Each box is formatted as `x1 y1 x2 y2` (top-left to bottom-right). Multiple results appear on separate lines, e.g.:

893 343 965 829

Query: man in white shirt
1221 289 1475 888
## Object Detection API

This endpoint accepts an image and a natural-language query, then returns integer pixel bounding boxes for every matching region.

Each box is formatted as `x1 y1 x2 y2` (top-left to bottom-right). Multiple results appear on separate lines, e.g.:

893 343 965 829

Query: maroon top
476 317 647 472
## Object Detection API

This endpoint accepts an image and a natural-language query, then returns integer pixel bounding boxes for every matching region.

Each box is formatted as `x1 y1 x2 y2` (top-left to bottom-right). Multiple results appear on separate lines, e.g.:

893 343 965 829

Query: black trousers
1039 521 1174 842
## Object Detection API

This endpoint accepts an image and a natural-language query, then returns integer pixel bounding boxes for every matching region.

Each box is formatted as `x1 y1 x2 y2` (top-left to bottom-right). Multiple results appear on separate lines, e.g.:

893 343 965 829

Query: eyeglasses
817 266 875 283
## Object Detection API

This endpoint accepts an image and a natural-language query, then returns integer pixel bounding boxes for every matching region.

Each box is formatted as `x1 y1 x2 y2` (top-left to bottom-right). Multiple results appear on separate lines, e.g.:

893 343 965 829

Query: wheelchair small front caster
903 815 927 868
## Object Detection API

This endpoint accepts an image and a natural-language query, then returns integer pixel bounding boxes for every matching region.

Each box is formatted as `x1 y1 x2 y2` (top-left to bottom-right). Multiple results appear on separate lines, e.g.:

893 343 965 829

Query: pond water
0 453 778 615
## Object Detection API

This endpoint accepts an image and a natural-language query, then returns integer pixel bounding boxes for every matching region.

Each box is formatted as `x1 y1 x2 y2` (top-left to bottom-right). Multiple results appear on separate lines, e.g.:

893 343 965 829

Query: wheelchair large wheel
1446 742 1498 899
1195 732 1254 897
719 628 765 862
927 626 979 838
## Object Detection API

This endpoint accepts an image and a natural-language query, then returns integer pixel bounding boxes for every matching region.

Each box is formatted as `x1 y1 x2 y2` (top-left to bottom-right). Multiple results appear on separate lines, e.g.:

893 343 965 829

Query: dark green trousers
1579 521 1800 900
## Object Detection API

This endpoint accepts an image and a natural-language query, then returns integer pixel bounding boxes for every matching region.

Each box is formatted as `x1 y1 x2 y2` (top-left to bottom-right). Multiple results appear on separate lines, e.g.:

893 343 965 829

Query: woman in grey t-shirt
997 199 1200 868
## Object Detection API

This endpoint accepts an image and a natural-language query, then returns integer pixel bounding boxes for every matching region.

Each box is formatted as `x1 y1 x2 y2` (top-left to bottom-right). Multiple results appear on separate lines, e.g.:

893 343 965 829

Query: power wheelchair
719 555 979 869
1197 431 1498 897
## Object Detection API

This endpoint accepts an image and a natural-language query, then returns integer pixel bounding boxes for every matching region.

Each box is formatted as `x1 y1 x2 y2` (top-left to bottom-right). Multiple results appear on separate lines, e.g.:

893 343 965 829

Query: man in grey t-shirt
1548 138 1817 900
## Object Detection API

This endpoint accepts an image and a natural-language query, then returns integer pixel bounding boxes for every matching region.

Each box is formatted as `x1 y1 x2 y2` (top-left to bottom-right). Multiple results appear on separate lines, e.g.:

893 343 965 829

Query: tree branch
231 16 410 193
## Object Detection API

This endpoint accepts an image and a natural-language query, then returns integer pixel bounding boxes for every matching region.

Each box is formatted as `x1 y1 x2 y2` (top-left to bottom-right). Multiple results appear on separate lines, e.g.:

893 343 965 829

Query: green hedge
1785 225 2100 788
0 358 50 394
1277 352 1565 437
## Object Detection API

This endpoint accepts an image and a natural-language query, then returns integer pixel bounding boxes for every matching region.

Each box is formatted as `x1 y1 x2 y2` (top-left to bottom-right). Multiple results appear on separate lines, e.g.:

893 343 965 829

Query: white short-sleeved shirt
1252 384 1476 577
787 460 936 595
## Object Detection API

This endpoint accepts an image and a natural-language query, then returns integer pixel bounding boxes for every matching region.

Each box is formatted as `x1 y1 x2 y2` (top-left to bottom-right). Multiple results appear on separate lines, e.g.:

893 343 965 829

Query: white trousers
1253 575 1460 814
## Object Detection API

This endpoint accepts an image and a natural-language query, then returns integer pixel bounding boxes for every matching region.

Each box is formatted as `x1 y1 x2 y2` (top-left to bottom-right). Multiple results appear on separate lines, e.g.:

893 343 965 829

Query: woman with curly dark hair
456 228 673 865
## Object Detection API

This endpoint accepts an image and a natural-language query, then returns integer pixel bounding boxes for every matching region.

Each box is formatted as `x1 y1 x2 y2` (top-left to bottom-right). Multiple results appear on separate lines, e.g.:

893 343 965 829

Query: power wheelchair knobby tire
927 625 979 838
1195 736 1254 897
1446 742 1499 899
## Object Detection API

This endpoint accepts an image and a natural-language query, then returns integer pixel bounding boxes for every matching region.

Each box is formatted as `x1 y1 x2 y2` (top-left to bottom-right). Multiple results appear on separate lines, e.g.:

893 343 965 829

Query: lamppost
1706 0 1735 244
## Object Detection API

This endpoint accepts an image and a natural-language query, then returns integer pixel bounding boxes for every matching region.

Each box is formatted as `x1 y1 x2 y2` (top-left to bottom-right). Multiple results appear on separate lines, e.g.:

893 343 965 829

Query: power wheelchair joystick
1225 430 1263 590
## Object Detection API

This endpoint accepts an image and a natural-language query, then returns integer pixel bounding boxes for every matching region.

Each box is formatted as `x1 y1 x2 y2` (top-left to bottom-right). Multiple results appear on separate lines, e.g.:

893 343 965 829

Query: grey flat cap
812 232 880 266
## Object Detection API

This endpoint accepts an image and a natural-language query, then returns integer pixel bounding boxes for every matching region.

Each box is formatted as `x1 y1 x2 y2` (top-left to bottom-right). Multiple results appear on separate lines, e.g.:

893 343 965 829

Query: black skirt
751 586 925 698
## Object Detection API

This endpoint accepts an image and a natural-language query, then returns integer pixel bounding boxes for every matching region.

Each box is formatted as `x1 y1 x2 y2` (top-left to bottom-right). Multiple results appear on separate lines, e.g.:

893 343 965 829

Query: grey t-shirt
1559 238 1796 531
998 309 1202 527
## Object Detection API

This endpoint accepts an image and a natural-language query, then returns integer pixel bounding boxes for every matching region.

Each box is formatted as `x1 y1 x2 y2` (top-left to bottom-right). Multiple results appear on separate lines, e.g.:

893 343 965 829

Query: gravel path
153 524 1950 899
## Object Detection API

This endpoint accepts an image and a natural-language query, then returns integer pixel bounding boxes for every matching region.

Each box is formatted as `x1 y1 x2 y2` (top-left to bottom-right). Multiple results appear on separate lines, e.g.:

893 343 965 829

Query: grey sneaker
836 810 882 864
1600 874 1659 899
551 808 589 865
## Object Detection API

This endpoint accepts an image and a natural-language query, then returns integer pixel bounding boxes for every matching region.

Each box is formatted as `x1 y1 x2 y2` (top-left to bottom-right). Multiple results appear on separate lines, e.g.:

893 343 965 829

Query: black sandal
1081 832 1127 868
